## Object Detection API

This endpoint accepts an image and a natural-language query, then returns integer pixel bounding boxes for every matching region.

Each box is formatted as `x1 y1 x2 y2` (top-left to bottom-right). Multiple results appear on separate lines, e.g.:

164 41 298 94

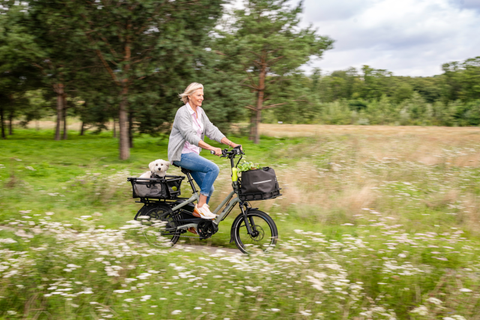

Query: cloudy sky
297 0 480 77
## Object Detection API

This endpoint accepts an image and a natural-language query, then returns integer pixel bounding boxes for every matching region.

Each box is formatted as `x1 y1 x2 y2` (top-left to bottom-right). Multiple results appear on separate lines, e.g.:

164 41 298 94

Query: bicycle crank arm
176 223 197 230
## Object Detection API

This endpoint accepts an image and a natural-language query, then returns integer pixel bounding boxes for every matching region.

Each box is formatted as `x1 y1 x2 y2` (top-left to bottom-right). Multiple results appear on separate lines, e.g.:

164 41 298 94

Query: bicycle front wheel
232 210 278 254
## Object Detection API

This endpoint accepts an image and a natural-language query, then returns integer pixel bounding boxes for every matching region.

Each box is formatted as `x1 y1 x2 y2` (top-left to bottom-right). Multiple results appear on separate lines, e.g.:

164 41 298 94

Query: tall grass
1 127 480 319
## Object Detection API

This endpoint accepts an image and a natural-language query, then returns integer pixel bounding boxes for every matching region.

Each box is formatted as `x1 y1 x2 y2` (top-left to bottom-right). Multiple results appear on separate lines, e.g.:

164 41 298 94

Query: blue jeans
173 152 219 204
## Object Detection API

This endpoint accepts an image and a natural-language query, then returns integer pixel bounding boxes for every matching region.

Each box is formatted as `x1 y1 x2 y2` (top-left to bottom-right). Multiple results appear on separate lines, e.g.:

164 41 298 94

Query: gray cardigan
168 105 225 163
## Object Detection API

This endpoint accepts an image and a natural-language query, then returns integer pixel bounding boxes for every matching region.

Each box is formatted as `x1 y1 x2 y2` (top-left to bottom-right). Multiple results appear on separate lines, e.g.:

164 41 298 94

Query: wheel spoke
234 210 278 254
136 204 180 248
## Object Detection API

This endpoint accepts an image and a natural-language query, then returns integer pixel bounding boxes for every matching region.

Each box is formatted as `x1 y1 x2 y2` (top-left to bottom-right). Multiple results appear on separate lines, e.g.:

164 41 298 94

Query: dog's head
148 159 170 174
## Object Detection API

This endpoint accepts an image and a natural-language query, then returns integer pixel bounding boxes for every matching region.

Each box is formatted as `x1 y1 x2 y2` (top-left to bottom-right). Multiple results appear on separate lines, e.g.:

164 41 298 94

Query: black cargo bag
239 167 281 201
128 175 183 199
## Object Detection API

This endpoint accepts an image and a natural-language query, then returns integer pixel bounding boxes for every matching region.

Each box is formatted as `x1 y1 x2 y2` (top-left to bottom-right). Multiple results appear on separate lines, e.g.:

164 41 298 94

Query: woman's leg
190 172 215 204
173 152 219 206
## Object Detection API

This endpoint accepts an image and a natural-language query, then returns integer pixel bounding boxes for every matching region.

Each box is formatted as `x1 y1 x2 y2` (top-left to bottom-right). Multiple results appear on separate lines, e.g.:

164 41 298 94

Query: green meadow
1 126 480 319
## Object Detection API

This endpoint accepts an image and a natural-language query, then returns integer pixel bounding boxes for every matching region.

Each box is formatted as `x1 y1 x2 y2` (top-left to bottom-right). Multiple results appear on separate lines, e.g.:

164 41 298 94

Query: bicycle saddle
172 163 192 175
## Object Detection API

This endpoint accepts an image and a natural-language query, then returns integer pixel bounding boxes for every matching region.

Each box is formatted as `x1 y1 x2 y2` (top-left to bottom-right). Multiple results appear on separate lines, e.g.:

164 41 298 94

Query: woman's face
188 89 204 108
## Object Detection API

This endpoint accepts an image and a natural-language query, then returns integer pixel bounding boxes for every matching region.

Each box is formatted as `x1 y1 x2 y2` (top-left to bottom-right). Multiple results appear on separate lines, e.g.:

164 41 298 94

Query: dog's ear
148 161 156 172
160 160 169 170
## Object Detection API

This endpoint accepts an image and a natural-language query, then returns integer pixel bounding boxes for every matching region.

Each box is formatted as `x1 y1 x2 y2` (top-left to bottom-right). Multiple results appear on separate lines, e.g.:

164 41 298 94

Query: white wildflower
171 310 182 315
427 297 442 305
245 286 261 292
14 230 33 238
459 288 472 293
0 238 17 244
411 305 428 316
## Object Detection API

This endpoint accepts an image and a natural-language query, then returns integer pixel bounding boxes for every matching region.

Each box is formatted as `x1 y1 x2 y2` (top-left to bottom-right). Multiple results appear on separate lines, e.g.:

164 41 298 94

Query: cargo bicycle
127 146 280 254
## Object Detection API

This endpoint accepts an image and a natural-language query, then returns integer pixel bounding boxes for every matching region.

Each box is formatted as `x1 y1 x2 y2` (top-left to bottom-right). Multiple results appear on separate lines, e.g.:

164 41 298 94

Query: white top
181 103 204 155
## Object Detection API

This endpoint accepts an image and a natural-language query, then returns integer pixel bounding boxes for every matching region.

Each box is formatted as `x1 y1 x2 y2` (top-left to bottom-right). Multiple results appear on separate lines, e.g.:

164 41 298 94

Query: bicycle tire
135 203 180 247
232 210 278 254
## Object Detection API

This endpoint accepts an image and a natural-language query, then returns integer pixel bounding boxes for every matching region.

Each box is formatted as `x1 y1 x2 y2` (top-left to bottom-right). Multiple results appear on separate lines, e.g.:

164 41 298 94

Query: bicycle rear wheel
232 210 278 254
136 203 180 247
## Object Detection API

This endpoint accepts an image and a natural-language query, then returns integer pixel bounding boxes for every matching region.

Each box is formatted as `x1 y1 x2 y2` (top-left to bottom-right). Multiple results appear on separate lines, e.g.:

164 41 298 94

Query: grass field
1 124 480 319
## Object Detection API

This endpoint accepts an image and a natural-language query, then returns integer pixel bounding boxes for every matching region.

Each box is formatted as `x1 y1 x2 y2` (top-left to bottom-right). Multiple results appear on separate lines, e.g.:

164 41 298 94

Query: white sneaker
193 204 216 219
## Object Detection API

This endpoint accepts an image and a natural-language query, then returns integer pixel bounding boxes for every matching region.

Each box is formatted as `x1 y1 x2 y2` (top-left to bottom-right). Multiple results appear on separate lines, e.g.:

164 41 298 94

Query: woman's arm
200 110 240 155
202 112 225 143
220 137 241 149
197 137 240 156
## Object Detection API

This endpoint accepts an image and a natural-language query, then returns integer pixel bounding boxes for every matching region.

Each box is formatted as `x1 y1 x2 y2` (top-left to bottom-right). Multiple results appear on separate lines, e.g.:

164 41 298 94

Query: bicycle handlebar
210 145 244 157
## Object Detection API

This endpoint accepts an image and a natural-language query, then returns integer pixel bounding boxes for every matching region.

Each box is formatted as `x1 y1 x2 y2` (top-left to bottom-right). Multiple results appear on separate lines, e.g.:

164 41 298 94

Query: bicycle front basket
239 167 281 201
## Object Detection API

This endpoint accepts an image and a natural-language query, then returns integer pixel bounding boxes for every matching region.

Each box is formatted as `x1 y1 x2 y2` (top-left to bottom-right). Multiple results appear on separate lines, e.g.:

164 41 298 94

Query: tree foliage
215 0 333 143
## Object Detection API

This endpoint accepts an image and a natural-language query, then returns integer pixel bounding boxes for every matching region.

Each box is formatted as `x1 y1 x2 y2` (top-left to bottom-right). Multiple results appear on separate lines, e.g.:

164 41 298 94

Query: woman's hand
212 147 222 156
231 142 243 151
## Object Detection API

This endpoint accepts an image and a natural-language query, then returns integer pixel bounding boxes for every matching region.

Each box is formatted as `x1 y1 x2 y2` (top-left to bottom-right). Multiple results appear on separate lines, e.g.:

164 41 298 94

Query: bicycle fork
230 202 258 243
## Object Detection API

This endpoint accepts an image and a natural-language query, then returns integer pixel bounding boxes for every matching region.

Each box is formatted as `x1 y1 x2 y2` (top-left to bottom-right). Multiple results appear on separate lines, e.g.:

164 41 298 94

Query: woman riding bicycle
168 82 241 219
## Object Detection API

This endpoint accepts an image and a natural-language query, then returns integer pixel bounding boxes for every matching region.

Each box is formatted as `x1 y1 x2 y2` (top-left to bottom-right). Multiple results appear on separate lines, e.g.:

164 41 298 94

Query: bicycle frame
168 146 254 235
169 189 240 231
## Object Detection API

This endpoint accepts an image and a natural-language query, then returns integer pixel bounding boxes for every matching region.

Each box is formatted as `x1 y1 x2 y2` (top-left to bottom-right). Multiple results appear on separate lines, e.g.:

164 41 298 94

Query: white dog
136 159 170 197
139 159 170 179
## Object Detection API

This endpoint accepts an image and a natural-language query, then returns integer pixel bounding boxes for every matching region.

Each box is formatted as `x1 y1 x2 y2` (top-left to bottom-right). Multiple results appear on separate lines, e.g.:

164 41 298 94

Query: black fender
134 202 170 220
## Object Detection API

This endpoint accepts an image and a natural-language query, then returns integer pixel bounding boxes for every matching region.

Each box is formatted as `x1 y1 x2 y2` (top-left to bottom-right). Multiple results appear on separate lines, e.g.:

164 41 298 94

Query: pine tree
216 0 333 143
67 0 225 159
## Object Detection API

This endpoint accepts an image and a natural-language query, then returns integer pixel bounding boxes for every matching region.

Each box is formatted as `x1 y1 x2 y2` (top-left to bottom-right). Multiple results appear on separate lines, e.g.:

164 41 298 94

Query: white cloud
299 0 480 76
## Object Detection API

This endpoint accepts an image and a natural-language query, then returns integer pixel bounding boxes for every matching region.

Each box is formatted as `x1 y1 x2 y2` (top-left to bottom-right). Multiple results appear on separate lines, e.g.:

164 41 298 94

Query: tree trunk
118 34 132 159
80 121 85 136
251 62 266 144
62 93 67 140
253 108 261 144
113 118 116 138
0 106 5 139
8 110 13 135
119 86 130 160
54 84 64 141
128 110 134 148
249 112 255 141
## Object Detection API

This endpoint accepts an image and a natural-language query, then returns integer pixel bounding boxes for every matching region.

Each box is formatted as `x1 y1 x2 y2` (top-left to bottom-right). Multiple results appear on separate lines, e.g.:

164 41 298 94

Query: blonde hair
179 82 204 104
